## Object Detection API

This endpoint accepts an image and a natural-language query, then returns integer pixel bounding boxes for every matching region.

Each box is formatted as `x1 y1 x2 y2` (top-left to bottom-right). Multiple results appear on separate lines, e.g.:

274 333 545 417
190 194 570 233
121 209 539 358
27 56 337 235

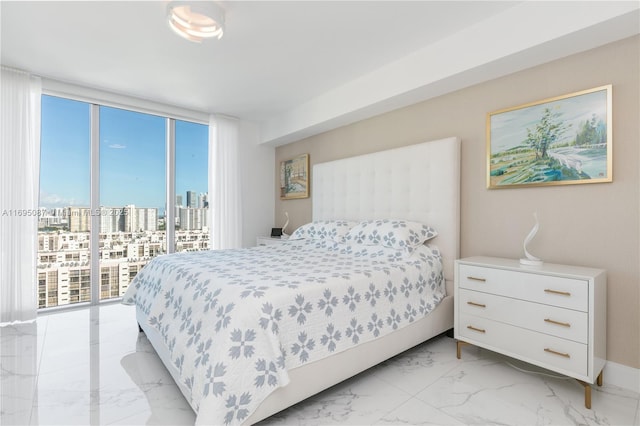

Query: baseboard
604 360 640 393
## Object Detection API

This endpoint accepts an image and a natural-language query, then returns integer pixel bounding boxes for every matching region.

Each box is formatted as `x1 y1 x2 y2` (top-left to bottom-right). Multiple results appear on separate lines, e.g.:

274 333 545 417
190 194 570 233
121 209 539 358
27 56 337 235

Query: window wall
38 96 91 308
99 106 166 301
175 120 209 251
37 94 208 309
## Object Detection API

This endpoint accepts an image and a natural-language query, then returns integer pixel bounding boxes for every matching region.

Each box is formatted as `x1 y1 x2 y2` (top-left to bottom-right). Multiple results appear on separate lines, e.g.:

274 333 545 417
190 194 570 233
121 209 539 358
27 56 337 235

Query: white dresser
454 256 606 408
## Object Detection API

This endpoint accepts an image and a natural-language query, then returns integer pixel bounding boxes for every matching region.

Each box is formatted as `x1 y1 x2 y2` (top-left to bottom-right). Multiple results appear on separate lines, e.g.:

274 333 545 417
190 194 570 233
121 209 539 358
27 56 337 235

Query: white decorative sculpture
520 212 543 266
281 212 290 239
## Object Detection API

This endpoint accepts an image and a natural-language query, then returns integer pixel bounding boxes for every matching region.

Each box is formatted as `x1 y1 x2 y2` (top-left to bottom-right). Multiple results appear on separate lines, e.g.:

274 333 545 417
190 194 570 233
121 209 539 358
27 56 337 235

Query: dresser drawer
458 264 588 312
457 313 588 377
458 288 588 343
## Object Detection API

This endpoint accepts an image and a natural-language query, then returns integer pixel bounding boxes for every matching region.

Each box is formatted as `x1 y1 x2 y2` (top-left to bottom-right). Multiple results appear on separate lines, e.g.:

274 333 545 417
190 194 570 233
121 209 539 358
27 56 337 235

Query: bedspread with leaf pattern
122 239 444 425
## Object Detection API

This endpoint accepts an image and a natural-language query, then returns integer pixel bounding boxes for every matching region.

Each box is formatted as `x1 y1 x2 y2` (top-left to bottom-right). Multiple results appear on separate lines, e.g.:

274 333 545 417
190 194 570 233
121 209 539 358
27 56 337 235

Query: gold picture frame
487 85 612 189
280 154 309 199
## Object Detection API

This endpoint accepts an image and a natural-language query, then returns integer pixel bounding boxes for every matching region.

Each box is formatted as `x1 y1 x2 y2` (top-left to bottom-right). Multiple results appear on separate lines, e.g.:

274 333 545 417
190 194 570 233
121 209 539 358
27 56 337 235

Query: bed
122 136 460 425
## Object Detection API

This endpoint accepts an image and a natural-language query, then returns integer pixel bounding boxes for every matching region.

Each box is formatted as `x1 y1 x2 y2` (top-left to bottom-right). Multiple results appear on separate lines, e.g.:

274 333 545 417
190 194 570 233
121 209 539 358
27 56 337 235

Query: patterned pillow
289 220 356 243
344 219 438 255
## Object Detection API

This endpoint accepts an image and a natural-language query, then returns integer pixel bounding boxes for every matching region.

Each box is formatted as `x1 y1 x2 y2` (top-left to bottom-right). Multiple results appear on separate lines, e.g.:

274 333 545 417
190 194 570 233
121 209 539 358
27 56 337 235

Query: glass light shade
167 1 224 42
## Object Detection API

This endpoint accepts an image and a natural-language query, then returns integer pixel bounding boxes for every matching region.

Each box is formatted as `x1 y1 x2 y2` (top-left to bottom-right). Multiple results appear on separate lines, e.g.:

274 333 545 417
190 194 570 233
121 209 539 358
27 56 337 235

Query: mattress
122 238 445 425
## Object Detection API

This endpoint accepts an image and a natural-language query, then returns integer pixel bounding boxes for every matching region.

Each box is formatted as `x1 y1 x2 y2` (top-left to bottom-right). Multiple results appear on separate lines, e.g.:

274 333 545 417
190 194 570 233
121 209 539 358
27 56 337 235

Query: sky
39 95 208 214
489 88 608 154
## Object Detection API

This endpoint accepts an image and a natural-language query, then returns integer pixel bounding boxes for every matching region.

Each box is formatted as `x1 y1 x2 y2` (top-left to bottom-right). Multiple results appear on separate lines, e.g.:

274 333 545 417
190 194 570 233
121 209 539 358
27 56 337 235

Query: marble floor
1 303 638 426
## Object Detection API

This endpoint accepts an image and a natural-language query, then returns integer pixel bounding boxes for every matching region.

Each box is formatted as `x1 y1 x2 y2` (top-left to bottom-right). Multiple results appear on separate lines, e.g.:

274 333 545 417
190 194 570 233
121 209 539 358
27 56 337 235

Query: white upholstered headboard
312 136 460 283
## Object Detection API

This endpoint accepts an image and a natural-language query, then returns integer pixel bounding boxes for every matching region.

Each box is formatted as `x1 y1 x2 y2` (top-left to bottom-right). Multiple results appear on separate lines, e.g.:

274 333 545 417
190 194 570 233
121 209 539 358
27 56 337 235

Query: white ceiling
2 1 639 145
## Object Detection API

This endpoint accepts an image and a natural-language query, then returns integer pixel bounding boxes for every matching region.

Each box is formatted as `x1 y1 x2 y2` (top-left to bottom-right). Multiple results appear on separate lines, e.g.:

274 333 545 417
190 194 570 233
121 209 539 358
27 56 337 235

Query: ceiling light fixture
167 1 224 43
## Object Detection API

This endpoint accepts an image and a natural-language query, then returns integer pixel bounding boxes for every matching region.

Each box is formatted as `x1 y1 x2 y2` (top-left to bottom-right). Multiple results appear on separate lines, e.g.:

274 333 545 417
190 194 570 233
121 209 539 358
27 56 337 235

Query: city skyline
39 95 208 213
37 191 207 228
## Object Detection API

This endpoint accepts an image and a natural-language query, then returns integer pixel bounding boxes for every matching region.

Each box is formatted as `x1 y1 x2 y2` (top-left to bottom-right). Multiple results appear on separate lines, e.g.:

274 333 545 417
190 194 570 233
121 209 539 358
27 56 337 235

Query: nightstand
256 236 288 247
454 256 606 409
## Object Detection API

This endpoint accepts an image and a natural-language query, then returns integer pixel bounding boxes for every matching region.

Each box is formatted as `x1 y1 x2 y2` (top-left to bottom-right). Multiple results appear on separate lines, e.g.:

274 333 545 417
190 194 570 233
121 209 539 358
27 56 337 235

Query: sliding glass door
38 96 91 308
175 120 209 252
99 106 166 301
38 94 206 308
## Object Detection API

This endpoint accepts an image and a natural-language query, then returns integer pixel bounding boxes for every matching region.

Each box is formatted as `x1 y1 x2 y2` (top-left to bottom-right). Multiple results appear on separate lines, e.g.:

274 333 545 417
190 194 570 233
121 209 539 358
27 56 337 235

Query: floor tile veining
1 303 638 425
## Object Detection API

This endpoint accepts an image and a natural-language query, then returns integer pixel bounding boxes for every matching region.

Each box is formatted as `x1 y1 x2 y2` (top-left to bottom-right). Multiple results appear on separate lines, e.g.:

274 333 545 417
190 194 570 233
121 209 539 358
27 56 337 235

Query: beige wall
275 35 639 369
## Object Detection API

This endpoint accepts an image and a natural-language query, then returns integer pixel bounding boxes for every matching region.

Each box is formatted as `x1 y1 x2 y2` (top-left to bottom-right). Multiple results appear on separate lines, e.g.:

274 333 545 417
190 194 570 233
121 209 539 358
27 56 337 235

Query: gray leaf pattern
254 359 278 388
259 303 282 334
229 329 256 359
224 392 252 425
320 323 342 352
203 362 227 397
345 318 364 344
122 238 444 425
291 331 316 363
288 294 313 325
344 219 438 256
318 289 339 316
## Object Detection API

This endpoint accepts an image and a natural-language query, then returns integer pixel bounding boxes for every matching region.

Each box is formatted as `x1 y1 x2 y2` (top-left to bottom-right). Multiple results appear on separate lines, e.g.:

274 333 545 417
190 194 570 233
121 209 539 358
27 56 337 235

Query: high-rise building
198 192 208 208
186 191 196 208
176 195 183 207
123 205 137 232
38 207 68 229
67 207 90 232
100 207 123 233
136 207 158 231
132 205 158 232
178 207 208 230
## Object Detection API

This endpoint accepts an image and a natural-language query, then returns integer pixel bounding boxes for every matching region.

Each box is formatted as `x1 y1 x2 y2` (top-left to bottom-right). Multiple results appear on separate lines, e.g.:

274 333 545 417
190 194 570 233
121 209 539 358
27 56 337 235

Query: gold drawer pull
467 325 486 333
544 289 571 296
467 276 486 282
544 348 570 358
467 301 486 308
544 318 571 328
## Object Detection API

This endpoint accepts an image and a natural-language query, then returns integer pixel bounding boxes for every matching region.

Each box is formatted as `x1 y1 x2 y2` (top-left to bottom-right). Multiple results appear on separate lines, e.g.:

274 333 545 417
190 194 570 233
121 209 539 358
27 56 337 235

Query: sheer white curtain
208 114 242 249
0 67 42 325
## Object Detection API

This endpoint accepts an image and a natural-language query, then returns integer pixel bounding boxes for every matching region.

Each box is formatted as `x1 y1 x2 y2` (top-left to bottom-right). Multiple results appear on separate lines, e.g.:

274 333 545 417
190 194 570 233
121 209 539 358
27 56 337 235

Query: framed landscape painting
280 154 309 199
487 85 612 189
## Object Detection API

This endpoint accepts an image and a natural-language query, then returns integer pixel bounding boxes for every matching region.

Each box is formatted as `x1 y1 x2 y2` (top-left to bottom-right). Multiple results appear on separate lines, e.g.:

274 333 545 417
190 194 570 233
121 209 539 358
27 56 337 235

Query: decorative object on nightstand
520 212 543 266
270 228 282 237
281 211 290 239
454 256 606 409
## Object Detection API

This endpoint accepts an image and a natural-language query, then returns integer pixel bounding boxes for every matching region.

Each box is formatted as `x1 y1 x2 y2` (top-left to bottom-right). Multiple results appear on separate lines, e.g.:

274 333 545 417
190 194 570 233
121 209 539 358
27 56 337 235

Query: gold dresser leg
456 341 469 359
577 370 604 409
577 380 592 409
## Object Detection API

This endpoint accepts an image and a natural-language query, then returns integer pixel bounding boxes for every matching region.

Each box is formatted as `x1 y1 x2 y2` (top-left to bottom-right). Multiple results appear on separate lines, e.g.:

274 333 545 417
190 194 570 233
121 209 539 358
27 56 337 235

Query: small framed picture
487 85 612 189
280 154 309 199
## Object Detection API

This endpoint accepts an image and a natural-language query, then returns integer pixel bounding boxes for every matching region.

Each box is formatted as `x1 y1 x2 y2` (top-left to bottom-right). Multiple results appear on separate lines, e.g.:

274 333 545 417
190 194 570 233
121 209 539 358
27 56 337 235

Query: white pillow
289 220 356 243
345 219 438 255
